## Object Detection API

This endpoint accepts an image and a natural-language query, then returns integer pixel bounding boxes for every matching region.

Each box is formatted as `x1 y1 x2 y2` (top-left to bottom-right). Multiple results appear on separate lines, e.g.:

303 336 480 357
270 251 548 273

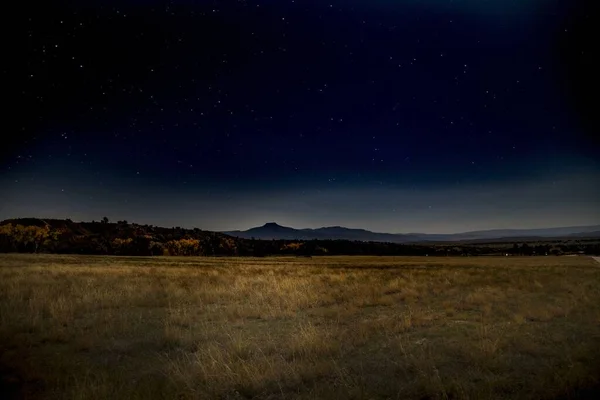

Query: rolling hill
223 223 600 243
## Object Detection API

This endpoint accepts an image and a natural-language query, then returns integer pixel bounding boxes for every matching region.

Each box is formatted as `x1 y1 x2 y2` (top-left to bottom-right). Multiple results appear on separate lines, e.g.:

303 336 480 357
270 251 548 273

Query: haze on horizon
2 166 598 234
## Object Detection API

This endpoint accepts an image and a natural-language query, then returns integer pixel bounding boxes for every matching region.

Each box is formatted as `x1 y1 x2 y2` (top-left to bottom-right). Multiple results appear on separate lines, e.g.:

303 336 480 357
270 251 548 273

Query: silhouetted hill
1 217 217 238
567 230 600 238
225 223 419 242
224 223 600 243
243 222 303 239
0 217 233 256
426 225 600 241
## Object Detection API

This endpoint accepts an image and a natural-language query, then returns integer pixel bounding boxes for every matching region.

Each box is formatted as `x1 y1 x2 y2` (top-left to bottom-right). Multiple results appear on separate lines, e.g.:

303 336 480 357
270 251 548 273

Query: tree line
0 219 599 257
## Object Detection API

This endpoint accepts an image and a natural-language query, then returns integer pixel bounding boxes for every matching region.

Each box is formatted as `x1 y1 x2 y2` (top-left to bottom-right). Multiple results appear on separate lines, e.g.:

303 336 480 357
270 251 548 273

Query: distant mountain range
223 223 600 243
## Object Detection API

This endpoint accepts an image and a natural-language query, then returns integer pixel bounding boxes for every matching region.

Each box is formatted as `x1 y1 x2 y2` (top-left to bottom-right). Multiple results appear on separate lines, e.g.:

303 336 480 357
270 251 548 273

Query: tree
111 238 133 255
24 225 52 253
521 243 533 256
164 239 202 256
281 242 303 254
218 237 238 255
149 241 165 256
130 235 152 256
0 224 17 252
0 224 53 253
102 217 109 224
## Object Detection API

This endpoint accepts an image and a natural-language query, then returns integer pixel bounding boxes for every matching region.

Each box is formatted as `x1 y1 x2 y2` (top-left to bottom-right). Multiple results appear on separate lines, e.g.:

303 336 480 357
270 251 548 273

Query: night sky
4 0 599 233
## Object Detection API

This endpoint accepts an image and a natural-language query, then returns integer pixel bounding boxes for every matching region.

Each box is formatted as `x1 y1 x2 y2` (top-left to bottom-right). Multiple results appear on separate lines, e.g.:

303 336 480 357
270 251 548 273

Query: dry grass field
1 254 600 399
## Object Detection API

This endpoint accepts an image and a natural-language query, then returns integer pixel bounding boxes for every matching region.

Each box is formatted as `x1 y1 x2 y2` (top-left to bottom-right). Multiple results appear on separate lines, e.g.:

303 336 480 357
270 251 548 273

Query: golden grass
1 254 600 399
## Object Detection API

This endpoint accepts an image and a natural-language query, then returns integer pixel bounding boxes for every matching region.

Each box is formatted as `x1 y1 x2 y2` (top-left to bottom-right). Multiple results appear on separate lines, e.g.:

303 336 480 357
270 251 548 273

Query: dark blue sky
3 0 598 232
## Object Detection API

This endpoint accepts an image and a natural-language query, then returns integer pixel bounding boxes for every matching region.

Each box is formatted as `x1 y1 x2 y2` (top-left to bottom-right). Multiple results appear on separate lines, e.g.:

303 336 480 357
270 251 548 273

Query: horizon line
2 216 599 236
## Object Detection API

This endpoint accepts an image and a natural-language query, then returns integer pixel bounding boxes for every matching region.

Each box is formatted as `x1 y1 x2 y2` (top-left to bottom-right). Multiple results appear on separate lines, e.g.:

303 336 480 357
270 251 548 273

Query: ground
1 254 600 399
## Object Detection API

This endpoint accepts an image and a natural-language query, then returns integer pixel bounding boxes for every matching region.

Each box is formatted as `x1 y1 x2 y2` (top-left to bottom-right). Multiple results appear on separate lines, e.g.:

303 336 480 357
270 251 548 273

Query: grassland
1 254 599 399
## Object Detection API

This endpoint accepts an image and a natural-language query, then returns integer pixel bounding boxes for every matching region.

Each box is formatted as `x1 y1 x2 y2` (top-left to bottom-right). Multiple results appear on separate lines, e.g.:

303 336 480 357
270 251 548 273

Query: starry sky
4 0 599 233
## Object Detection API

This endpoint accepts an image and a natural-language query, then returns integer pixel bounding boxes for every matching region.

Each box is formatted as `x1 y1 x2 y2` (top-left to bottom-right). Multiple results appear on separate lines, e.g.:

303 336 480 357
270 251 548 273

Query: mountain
230 222 302 240
432 225 600 241
223 223 600 243
224 223 418 242
566 230 600 238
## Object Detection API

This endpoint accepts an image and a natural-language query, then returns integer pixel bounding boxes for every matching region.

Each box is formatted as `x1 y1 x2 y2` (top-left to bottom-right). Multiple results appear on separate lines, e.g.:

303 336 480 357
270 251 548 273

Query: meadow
1 254 599 399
